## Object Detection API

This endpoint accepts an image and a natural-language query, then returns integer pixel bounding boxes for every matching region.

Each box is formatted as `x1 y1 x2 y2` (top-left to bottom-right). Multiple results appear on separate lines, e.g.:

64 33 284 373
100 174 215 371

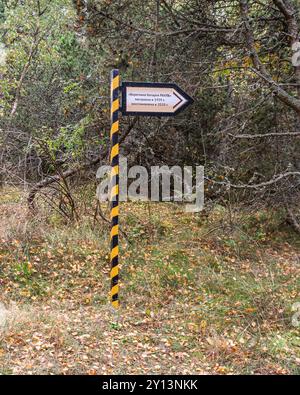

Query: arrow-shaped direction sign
121 82 194 117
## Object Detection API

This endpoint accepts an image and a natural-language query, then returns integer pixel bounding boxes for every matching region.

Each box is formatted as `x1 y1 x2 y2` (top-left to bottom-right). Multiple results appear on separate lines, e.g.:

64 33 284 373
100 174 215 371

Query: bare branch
229 132 300 139
239 0 300 113
10 28 42 118
28 119 137 210
207 171 300 190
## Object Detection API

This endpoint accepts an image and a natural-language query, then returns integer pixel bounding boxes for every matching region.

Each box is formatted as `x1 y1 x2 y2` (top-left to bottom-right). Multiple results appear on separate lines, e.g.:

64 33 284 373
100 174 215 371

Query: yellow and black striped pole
110 69 120 309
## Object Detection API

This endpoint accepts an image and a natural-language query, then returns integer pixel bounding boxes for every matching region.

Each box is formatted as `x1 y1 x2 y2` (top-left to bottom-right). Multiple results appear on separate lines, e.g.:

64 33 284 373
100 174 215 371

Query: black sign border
121 81 194 117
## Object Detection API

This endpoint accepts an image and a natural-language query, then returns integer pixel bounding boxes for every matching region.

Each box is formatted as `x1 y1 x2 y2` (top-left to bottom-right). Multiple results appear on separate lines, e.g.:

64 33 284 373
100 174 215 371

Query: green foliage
0 0 5 22
0 0 106 176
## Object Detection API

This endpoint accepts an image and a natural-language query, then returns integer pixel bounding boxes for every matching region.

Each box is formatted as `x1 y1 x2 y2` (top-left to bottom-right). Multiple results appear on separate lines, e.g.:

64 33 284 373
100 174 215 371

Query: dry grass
0 189 299 374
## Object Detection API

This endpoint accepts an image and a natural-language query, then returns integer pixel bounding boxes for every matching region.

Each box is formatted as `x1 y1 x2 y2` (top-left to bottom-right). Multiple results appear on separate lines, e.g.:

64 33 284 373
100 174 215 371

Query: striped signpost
110 69 120 309
109 70 193 309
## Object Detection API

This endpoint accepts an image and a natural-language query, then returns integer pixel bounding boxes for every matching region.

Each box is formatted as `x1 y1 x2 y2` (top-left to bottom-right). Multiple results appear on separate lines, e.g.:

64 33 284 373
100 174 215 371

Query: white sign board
121 82 194 117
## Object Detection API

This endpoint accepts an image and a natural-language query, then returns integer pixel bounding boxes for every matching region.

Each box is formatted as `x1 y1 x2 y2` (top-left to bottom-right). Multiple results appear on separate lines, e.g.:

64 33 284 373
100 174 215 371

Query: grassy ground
0 188 299 374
